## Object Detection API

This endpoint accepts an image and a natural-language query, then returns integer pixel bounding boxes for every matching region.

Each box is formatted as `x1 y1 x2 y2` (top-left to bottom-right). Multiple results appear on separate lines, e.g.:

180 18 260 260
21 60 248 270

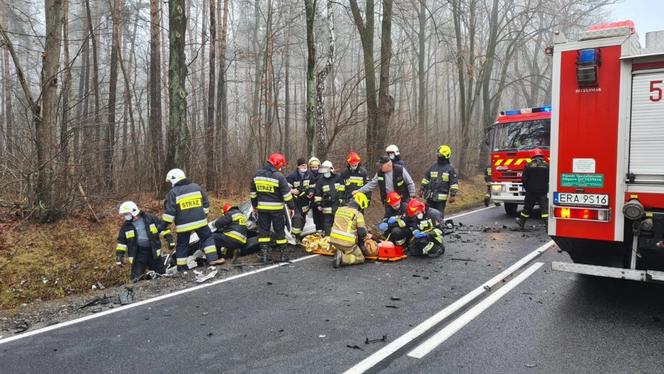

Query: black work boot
230 249 240 264
515 216 526 229
484 194 491 207
278 246 290 263
259 246 270 264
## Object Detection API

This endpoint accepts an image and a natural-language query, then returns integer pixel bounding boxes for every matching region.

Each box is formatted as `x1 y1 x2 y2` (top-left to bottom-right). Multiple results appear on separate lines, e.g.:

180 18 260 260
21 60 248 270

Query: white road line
408 262 544 359
0 204 494 345
447 205 495 220
0 255 319 345
343 240 554 374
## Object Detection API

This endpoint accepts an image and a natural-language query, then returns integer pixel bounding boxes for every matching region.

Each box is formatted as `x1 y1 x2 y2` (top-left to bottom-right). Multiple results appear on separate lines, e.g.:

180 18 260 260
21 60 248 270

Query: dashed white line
408 262 544 358
343 241 554 374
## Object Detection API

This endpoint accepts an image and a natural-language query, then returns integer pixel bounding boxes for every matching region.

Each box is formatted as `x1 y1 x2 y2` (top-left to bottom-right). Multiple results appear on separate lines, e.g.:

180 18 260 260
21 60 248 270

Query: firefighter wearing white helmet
385 144 406 167
163 169 224 270
116 201 174 281
313 160 344 235
420 145 459 219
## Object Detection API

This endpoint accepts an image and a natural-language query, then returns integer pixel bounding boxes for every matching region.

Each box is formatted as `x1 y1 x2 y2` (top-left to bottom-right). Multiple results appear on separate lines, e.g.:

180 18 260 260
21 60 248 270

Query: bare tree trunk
417 0 426 130
205 0 216 189
284 1 293 161
304 0 316 157
118 15 138 174
349 0 378 166
217 0 229 182
376 0 393 159
74 0 90 163
105 0 123 191
85 0 101 184
1 2 13 157
166 0 188 170
315 0 335 160
59 0 72 197
149 0 164 191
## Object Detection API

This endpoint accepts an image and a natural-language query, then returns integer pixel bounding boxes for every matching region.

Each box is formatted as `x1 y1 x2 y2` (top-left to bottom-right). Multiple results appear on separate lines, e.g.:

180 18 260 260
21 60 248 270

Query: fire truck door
629 70 664 183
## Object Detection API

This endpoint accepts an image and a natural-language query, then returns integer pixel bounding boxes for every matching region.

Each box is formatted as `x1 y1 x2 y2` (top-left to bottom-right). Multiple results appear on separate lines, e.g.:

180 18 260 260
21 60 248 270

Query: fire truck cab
549 21 664 281
487 107 551 215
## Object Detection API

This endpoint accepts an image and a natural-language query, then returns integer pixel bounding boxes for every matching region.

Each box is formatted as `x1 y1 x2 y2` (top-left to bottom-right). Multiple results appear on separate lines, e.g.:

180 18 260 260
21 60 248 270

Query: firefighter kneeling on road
331 192 372 268
421 145 459 219
164 169 224 271
378 192 409 246
251 153 295 264
209 203 249 262
516 148 549 229
405 199 445 258
116 201 174 281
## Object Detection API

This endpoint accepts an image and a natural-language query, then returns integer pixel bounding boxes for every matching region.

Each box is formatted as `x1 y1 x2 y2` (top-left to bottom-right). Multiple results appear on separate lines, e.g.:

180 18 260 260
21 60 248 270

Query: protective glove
208 221 217 232
115 253 125 265
378 222 389 232
387 217 397 225
413 230 427 239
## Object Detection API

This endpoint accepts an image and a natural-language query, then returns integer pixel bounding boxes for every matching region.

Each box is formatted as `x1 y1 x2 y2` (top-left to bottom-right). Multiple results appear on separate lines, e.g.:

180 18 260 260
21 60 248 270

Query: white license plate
553 192 609 207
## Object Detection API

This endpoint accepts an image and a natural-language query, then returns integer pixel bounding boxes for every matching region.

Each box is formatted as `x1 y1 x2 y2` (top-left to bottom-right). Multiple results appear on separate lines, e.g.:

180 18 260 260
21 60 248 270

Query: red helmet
386 191 401 206
532 148 544 158
346 151 361 165
268 153 286 170
222 203 233 215
406 199 426 217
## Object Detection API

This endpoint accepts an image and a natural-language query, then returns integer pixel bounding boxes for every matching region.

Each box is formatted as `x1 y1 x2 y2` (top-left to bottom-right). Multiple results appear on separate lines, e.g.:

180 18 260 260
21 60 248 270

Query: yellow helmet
353 192 369 210
438 145 452 159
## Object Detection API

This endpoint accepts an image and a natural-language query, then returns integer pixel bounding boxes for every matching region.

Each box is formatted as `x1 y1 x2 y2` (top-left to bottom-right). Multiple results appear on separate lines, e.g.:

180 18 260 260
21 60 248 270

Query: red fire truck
549 21 664 281
487 107 551 215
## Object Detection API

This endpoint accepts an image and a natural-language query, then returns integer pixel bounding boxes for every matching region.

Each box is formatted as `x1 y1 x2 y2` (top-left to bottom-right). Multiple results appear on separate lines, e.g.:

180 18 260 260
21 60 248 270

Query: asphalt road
2 206 663 373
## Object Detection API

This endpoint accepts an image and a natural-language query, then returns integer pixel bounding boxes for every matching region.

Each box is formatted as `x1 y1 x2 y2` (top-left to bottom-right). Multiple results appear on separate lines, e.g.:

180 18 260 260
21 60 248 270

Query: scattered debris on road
365 335 387 344
119 287 134 305
346 344 363 350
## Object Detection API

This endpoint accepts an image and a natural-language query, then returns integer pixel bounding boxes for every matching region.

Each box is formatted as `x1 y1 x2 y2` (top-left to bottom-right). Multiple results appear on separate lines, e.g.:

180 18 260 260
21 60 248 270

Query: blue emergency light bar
578 49 598 65
499 106 552 116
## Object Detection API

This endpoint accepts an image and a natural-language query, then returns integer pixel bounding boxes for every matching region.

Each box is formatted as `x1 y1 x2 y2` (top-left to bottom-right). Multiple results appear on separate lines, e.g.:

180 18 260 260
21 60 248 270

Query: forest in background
0 0 617 222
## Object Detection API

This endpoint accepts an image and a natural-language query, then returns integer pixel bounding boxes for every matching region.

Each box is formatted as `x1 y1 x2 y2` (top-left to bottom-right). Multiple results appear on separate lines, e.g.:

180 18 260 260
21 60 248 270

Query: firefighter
308 157 323 233
385 144 406 167
420 145 459 218
116 201 174 281
484 166 492 207
355 156 416 217
313 160 344 235
286 158 314 240
164 169 224 271
209 203 249 262
378 192 410 246
404 199 445 258
251 153 295 263
516 148 549 229
339 151 370 203
331 192 372 268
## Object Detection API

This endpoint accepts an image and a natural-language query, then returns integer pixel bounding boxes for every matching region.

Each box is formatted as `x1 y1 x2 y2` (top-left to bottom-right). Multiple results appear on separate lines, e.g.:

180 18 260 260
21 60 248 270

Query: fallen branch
78 183 100 223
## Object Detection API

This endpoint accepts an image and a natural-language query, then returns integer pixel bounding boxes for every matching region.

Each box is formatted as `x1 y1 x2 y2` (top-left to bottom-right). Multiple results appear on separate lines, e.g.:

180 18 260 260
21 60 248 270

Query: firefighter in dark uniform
378 192 410 246
404 199 445 258
420 145 459 219
164 169 223 271
313 160 344 235
484 165 492 207
308 157 323 234
516 148 549 229
251 153 295 263
286 158 314 240
339 151 370 203
356 156 416 217
116 201 174 281
210 203 249 261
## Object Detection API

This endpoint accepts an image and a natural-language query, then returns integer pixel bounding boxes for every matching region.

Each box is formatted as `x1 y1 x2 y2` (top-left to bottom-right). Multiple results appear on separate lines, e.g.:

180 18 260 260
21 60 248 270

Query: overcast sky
608 0 664 44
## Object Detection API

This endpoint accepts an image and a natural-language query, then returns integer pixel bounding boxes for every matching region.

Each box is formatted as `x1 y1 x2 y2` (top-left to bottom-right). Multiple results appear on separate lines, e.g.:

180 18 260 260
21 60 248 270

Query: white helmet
118 201 140 217
308 157 321 167
320 160 333 173
166 168 186 186
385 144 400 156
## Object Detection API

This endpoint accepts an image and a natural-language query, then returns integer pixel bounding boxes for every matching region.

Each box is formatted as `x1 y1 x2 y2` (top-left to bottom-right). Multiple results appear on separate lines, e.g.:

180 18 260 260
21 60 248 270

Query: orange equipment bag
377 240 407 262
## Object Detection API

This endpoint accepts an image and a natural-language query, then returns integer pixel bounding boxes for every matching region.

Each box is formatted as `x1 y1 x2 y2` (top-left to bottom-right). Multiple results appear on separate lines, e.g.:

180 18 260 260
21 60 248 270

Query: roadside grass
0 176 486 311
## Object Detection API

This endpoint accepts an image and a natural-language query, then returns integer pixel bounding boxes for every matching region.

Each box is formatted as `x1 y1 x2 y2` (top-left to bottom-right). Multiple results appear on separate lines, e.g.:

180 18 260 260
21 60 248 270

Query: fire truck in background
549 20 664 281
487 107 551 215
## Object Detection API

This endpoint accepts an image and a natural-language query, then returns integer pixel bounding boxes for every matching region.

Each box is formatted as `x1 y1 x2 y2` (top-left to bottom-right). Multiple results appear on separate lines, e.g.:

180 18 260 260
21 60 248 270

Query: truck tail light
553 207 610 222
